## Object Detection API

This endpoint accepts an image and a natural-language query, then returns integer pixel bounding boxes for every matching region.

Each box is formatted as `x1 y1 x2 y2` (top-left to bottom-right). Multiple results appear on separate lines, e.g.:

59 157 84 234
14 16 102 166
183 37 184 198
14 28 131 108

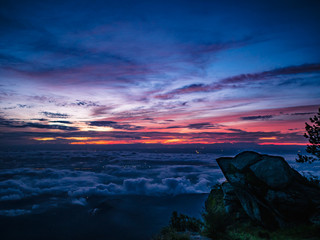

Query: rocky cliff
216 151 320 228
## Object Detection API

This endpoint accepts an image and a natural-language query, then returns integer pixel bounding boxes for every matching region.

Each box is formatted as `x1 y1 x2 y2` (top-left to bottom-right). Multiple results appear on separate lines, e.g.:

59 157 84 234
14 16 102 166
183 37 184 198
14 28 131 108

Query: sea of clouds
0 151 318 217
0 151 224 216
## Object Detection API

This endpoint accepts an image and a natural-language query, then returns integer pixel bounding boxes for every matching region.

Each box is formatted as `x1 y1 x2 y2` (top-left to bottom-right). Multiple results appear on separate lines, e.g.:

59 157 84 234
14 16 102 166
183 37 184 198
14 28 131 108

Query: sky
0 0 320 147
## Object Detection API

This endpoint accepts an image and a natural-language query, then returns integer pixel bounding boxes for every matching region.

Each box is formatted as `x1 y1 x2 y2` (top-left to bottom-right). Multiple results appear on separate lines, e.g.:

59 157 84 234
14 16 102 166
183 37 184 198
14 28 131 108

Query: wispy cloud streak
155 63 320 99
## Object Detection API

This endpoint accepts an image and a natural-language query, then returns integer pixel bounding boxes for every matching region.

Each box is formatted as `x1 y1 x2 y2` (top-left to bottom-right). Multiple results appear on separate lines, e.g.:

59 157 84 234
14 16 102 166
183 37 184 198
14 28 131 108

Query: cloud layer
0 151 224 216
0 150 319 217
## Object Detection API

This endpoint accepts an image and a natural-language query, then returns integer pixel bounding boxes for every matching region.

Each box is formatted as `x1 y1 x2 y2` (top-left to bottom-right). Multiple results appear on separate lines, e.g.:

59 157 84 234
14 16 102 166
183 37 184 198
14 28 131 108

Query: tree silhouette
169 211 203 232
296 107 320 163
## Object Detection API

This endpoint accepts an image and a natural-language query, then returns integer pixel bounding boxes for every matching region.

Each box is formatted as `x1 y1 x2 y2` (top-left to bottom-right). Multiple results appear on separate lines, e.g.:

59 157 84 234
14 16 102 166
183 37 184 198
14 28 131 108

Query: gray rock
216 151 320 228
249 156 291 189
231 151 261 171
221 181 240 214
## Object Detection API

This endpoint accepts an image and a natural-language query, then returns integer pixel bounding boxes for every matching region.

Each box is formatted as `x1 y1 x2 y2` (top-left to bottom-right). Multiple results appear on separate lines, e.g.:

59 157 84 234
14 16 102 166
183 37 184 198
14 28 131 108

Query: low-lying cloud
0 150 318 217
0 167 212 200
0 150 224 216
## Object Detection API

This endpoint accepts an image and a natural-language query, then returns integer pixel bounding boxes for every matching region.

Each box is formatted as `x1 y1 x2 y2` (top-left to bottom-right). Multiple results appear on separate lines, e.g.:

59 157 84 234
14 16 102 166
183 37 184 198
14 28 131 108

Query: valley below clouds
0 150 319 240
0 151 223 217
1 151 319 217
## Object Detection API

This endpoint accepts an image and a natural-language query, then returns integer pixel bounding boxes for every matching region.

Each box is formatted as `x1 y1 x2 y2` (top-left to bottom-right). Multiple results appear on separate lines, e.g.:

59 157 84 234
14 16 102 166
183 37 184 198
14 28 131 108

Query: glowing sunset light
59 137 94 141
163 139 186 144
0 1 319 148
32 137 56 141
259 137 277 140
70 140 132 145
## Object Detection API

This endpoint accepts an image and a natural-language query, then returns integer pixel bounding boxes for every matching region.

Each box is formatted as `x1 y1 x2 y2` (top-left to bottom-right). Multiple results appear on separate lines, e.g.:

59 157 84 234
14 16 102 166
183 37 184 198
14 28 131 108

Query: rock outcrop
216 151 320 228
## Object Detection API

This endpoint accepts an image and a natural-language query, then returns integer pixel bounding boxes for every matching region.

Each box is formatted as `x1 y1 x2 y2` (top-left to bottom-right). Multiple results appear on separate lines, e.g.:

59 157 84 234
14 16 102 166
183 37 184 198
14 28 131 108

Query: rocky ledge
216 151 320 229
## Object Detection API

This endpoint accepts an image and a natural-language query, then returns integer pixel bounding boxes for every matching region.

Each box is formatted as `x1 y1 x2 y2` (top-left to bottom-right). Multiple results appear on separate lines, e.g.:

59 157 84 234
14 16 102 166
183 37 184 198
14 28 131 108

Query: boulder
216 151 320 228
221 182 240 214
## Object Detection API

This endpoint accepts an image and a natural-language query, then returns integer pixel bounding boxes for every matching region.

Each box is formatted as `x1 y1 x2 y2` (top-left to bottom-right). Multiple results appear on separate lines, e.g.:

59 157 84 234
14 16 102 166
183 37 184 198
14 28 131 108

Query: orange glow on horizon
33 137 56 141
163 139 184 144
69 138 230 145
70 140 131 145
259 137 277 140
68 139 309 146
59 137 93 140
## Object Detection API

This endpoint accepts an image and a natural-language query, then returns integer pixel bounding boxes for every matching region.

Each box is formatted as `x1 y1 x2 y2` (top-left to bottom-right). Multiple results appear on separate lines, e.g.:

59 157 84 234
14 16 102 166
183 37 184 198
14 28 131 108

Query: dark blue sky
0 0 320 146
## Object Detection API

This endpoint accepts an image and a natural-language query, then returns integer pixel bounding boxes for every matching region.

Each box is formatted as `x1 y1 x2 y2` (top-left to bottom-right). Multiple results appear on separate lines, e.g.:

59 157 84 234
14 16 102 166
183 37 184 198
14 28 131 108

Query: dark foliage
202 185 233 239
152 212 202 240
169 211 203 233
297 107 320 163
301 172 320 187
152 226 190 240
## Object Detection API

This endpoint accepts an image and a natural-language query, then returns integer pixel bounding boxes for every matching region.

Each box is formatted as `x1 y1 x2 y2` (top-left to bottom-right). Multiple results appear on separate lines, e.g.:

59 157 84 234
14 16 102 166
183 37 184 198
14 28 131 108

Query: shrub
152 226 190 240
152 211 202 240
202 185 233 239
170 211 203 233
301 172 320 187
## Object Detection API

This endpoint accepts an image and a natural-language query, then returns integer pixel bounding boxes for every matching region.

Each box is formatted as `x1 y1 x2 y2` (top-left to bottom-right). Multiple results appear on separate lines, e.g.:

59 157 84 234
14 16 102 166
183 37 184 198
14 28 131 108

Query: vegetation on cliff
154 184 320 240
